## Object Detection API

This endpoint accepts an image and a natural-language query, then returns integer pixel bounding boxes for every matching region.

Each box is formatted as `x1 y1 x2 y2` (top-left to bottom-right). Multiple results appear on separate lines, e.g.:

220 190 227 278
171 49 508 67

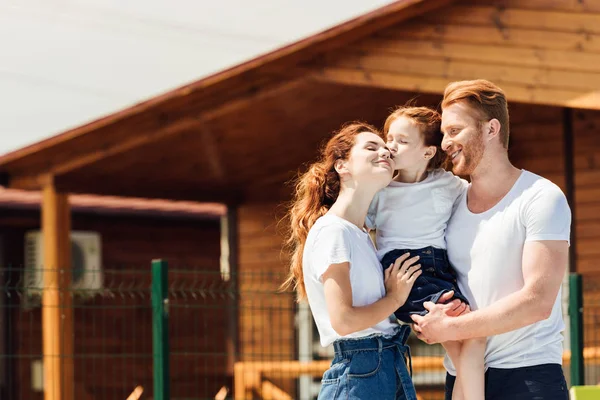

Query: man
411 79 572 399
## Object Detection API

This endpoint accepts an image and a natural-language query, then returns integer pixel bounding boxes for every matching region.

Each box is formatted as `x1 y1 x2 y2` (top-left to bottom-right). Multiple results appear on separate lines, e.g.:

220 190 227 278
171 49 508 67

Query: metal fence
2 265 154 399
0 264 595 400
582 274 600 386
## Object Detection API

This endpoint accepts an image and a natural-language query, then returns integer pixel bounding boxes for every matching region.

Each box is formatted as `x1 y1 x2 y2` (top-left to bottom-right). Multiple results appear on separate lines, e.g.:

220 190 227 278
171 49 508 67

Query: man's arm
412 239 568 343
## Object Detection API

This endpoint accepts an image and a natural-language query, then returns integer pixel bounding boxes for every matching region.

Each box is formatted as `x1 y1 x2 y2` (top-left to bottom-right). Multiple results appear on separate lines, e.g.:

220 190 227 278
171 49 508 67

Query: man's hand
411 301 457 344
411 291 468 343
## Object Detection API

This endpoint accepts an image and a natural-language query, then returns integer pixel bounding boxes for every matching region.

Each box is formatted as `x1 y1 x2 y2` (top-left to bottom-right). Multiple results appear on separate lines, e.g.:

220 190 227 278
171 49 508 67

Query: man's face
441 102 486 176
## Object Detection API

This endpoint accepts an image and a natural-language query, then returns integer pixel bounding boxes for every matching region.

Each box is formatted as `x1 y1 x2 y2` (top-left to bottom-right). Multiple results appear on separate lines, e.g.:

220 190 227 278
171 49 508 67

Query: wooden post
562 108 577 273
42 182 74 400
221 207 239 376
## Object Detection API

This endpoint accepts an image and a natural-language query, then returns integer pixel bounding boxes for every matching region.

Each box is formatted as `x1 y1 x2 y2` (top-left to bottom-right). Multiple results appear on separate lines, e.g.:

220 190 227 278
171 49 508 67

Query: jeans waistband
393 246 447 260
333 325 413 375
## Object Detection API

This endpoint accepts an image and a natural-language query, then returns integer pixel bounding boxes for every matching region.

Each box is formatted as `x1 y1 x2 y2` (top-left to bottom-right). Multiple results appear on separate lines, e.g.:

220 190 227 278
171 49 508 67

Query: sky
0 0 395 156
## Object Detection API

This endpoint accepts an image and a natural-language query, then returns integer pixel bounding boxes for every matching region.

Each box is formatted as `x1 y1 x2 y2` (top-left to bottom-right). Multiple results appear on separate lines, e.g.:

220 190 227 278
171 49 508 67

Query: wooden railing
234 349 600 400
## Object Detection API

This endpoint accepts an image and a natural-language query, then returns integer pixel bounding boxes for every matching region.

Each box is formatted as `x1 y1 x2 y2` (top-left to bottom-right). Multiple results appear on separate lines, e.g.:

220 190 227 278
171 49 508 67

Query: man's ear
487 119 501 141
424 146 437 160
334 159 347 175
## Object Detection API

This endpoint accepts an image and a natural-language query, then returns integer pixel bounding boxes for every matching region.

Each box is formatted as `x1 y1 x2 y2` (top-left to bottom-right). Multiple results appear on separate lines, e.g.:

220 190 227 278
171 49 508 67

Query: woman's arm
322 253 421 336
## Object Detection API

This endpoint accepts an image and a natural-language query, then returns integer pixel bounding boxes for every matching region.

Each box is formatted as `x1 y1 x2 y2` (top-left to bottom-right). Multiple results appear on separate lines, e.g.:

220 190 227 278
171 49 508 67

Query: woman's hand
384 252 421 308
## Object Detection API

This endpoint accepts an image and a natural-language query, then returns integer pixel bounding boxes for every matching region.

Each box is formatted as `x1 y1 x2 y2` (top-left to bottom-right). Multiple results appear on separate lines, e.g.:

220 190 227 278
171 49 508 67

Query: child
366 106 485 400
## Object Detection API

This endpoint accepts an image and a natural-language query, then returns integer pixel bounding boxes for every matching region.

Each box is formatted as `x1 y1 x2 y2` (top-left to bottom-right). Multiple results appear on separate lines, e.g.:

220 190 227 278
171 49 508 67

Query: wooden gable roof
3 0 600 203
0 0 452 202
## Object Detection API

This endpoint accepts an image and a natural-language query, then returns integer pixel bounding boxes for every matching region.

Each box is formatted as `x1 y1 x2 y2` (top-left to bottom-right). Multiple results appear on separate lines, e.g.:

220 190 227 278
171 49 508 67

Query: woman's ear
424 146 437 160
334 159 347 175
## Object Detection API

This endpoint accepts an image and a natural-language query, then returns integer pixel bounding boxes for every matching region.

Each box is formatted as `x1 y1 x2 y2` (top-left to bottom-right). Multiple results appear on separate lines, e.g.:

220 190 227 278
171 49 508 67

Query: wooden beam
355 38 600 74
329 50 600 91
383 22 600 54
200 125 226 181
50 177 243 203
42 182 74 400
423 5 600 35
312 67 600 110
9 173 53 190
484 0 600 13
261 380 293 400
233 362 245 400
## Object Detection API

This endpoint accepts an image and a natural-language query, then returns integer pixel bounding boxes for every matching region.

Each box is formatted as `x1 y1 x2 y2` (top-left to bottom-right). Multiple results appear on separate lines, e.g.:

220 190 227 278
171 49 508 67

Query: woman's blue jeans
318 325 417 399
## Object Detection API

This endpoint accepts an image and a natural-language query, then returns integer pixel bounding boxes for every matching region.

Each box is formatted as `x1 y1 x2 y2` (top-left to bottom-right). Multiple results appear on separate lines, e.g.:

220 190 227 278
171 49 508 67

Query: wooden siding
237 203 296 394
313 0 600 109
573 110 600 277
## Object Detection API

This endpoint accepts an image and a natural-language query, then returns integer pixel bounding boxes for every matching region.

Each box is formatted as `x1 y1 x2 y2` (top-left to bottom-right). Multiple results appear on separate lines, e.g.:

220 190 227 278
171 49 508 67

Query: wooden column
42 182 74 400
222 207 239 375
563 108 578 273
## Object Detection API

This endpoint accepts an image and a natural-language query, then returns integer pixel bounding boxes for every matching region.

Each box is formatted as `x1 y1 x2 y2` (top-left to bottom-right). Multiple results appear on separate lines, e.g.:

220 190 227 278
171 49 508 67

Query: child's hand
437 291 469 317
384 253 421 308
445 301 469 317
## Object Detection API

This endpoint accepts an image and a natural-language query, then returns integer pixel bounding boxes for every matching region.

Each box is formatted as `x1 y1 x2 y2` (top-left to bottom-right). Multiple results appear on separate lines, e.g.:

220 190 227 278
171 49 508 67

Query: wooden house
0 0 599 398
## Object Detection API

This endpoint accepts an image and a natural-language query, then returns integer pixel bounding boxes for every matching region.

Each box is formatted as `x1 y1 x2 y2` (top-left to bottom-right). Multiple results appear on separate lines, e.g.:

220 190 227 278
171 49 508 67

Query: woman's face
341 131 394 189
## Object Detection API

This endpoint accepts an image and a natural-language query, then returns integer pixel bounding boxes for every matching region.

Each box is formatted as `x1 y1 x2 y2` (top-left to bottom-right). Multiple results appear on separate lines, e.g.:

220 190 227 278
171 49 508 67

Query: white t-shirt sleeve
523 184 572 244
365 191 380 230
309 224 353 281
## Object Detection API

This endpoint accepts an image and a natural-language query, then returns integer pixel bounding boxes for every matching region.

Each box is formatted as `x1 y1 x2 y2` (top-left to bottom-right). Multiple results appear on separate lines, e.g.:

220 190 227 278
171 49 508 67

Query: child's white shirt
366 169 468 261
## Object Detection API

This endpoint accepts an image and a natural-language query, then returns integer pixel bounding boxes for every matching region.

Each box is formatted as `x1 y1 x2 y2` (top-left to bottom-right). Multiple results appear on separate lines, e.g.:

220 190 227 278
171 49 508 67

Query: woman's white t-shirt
303 214 397 347
366 169 467 260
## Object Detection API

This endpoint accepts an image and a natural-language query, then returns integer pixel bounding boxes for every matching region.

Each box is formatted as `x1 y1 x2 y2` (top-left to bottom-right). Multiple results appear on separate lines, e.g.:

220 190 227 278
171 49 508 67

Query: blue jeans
318 325 417 400
381 246 469 323
444 364 568 399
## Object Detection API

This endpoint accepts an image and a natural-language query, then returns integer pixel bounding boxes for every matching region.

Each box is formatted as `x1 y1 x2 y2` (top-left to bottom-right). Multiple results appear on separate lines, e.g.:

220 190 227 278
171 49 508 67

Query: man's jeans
318 325 417 400
444 363 568 399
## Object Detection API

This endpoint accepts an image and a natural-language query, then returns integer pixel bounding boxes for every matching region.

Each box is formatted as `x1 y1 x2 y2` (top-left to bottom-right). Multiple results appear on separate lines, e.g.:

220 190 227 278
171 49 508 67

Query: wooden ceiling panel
46 82 442 200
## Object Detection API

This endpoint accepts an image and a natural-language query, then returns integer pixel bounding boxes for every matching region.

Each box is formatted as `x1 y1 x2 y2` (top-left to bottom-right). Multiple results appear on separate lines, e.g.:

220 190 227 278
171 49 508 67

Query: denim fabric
318 325 417 400
444 364 568 399
381 246 469 323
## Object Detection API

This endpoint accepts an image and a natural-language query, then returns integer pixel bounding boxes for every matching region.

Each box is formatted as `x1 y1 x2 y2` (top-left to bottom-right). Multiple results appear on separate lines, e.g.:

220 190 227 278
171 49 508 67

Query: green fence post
152 259 170 400
569 273 584 386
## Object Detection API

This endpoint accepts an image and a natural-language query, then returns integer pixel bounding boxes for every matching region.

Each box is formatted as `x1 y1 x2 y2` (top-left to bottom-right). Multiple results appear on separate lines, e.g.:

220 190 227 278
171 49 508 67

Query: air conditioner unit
23 231 103 306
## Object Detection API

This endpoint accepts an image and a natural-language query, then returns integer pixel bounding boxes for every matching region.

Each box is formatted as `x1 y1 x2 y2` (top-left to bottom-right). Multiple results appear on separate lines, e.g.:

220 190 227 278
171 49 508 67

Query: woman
282 122 422 399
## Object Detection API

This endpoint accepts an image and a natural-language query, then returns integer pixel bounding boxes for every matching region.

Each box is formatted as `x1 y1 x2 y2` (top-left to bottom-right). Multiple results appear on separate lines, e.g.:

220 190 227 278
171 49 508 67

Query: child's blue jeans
381 246 469 323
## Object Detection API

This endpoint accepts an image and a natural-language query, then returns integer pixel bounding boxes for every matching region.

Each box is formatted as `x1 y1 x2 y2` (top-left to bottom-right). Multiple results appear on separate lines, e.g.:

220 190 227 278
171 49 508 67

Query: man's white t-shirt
303 214 397 347
366 169 467 260
444 170 571 374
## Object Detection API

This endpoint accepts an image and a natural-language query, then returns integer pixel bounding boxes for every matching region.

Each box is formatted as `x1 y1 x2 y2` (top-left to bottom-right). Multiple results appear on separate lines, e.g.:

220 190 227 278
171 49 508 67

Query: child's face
386 116 431 172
